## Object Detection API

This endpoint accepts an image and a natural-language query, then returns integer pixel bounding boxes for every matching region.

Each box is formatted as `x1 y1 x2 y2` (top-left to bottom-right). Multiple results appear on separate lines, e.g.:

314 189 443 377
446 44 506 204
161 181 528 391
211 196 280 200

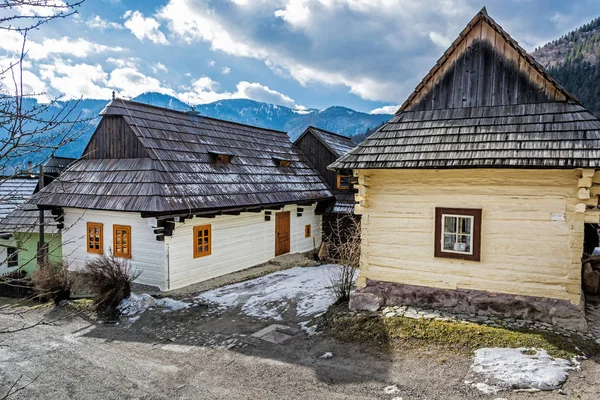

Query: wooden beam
578 188 591 200
578 177 593 188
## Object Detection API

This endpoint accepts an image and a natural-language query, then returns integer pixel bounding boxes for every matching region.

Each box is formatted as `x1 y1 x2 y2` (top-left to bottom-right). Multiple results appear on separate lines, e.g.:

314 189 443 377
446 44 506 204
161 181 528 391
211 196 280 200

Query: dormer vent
273 157 291 167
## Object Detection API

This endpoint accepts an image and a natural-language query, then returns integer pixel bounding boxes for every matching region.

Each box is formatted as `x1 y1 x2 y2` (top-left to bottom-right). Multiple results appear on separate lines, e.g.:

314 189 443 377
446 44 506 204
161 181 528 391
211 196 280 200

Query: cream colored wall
62 208 167 289
355 169 587 304
166 204 322 290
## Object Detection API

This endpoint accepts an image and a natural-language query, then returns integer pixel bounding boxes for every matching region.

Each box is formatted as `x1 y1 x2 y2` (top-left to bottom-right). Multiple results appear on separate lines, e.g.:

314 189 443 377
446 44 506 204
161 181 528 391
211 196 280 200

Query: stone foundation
350 279 588 333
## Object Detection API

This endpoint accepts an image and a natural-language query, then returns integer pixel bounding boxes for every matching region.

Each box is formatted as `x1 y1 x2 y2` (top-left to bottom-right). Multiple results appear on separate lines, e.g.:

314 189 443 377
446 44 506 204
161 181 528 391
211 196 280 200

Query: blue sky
2 0 600 114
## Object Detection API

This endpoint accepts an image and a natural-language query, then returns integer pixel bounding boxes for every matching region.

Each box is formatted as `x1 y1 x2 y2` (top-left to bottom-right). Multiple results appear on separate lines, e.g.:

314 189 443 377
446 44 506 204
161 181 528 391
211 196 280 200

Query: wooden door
275 211 291 256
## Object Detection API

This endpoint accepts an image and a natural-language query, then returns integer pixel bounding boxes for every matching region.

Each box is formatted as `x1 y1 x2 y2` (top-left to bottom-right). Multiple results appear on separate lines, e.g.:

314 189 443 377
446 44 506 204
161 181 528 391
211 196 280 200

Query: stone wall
350 279 588 333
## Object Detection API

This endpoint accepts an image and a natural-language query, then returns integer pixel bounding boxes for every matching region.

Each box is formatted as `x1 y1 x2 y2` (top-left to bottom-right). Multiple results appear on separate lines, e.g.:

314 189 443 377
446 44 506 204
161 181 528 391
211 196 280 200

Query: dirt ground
1 264 600 399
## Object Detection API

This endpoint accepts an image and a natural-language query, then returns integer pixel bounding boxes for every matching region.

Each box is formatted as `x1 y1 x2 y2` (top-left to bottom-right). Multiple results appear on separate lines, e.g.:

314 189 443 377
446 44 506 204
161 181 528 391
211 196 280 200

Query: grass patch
65 298 94 311
329 313 599 359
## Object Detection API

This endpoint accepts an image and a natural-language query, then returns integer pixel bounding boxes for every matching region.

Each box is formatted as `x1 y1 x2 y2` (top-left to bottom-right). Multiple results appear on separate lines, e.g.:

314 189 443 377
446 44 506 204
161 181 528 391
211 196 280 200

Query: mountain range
532 16 600 116
8 92 391 167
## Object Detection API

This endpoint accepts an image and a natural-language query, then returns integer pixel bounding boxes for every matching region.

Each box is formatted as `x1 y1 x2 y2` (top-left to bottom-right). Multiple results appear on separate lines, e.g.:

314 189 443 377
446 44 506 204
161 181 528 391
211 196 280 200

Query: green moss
65 298 94 311
330 314 599 359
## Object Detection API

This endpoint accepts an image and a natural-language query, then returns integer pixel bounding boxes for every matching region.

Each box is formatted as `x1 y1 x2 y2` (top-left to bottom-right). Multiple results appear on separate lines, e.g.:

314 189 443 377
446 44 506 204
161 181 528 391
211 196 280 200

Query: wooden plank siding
355 169 584 304
295 130 340 190
83 116 149 159
166 204 321 290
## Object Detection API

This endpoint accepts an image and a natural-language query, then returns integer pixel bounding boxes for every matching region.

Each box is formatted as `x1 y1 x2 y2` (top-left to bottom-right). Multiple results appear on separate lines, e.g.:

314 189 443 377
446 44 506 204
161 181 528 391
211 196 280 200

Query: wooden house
294 126 357 240
34 100 332 291
0 156 75 274
0 157 74 275
330 8 600 331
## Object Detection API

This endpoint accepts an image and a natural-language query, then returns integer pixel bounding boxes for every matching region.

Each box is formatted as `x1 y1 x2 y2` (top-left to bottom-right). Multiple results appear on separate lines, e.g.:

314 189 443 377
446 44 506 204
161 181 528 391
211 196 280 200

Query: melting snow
118 293 191 318
196 265 341 321
466 348 579 393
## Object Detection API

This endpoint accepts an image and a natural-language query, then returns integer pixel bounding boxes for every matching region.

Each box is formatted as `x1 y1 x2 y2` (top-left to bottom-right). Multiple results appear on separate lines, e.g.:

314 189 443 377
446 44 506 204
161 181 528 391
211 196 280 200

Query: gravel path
0 304 599 400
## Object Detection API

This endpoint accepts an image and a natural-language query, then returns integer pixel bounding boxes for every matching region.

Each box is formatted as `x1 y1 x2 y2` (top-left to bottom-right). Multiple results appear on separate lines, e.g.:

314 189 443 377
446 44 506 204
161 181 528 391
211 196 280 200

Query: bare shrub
31 260 72 305
83 253 139 317
323 214 361 301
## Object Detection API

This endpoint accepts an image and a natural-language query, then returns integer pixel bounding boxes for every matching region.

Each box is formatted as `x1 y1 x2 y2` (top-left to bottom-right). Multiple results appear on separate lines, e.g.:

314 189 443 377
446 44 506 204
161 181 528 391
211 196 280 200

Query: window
87 222 103 254
193 225 212 258
337 174 351 190
216 154 232 163
6 247 18 268
305 224 312 238
434 208 481 261
113 225 132 258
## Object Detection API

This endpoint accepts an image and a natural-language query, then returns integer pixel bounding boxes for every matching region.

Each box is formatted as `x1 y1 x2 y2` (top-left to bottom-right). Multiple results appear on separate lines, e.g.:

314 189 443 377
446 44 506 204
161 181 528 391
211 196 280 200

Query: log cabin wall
354 168 584 305
83 116 149 159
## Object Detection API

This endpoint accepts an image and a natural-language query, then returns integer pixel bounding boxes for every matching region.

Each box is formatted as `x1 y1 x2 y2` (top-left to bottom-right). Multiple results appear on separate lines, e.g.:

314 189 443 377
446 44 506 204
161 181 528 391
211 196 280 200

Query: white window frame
440 213 475 256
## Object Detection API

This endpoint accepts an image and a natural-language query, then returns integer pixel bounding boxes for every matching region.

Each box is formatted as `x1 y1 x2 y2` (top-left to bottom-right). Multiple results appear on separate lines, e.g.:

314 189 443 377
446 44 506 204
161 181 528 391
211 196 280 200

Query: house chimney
27 161 33 175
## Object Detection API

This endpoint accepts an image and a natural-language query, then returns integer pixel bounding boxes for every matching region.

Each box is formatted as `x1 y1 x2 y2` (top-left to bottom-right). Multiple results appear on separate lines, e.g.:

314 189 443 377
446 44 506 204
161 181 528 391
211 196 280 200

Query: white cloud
86 15 124 31
123 10 170 45
157 0 474 102
16 0 67 17
429 31 452 49
39 59 112 99
152 62 169 73
209 60 216 67
106 57 141 68
0 57 50 102
0 31 124 60
221 66 231 74
108 67 175 98
370 105 399 115
177 77 298 107
274 0 311 27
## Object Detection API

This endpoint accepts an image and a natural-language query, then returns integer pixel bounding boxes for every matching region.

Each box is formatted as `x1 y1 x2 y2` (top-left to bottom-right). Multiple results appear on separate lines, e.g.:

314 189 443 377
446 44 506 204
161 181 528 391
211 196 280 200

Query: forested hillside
532 17 600 115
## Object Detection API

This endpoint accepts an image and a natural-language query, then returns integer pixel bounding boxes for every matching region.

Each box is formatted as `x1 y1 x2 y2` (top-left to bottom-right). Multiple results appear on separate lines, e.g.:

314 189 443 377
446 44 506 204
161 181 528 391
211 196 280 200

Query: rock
583 263 600 294
349 291 383 312
319 352 333 359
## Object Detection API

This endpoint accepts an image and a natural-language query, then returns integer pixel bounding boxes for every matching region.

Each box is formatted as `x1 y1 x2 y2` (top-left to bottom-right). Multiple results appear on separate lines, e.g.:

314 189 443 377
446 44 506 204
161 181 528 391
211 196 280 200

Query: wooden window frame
193 225 212 258
434 207 481 262
113 225 132 259
6 247 18 268
87 222 104 255
337 174 351 190
305 224 312 238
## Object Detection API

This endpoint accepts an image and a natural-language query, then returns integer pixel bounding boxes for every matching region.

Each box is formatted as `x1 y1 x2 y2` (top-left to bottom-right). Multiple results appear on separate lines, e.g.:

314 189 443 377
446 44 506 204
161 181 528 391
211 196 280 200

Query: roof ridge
308 125 354 142
104 98 290 136
397 8 579 114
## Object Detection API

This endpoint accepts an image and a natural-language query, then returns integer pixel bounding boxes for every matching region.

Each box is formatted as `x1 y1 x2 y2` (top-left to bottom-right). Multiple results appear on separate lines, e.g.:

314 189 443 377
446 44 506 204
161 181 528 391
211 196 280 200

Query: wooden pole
38 164 45 266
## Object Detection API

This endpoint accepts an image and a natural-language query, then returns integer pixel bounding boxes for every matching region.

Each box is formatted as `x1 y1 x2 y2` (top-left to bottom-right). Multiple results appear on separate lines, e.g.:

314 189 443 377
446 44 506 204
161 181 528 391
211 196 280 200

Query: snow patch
466 348 579 393
196 265 343 320
118 293 191 318
319 352 333 359
298 320 319 336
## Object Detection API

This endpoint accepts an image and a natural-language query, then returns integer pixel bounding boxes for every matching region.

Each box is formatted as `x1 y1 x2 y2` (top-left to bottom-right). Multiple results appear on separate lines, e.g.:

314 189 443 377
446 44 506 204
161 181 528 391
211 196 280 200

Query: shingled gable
35 99 332 216
329 8 600 170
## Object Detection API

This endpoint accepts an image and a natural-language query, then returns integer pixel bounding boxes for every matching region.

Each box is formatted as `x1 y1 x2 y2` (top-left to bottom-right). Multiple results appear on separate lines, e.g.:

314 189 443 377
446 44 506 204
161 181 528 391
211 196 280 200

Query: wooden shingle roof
296 126 356 158
0 178 37 221
36 100 333 215
330 9 600 170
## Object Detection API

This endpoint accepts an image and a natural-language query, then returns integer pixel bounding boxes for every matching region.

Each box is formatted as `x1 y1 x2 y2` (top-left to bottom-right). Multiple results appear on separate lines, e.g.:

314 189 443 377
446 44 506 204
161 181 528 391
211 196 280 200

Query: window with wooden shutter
113 225 132 258
193 225 212 258
305 224 312 238
87 222 103 254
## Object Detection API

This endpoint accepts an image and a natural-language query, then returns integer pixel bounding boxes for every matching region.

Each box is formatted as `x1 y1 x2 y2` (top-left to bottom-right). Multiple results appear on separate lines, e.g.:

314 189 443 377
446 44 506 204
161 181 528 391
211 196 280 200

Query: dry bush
31 261 72 305
84 253 139 317
323 214 361 301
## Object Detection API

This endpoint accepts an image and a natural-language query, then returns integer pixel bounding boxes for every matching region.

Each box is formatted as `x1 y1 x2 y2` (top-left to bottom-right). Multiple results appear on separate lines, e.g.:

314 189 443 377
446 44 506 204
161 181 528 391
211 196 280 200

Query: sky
1 0 600 114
